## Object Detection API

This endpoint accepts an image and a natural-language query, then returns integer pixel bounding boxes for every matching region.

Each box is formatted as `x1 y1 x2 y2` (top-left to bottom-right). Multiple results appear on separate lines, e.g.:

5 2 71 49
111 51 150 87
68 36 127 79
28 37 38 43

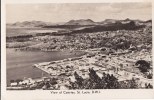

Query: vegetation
145 83 153 89
135 60 150 73
6 35 33 42
70 68 139 89
146 73 153 79
6 21 152 52
43 25 94 29
72 22 145 33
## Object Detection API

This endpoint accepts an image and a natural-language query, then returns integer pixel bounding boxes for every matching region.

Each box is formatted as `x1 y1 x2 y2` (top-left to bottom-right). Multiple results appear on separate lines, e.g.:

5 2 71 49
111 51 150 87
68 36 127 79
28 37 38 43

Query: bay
6 49 85 85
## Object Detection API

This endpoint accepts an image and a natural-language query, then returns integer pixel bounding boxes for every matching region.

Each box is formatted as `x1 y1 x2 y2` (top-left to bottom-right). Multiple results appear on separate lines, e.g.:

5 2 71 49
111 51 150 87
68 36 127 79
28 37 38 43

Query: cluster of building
8 47 151 90
9 28 151 52
7 27 152 89
7 77 51 90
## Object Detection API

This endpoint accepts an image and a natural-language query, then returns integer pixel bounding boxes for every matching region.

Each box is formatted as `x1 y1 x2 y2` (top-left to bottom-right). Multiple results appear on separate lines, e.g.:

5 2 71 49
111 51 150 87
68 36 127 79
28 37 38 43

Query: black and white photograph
5 2 153 91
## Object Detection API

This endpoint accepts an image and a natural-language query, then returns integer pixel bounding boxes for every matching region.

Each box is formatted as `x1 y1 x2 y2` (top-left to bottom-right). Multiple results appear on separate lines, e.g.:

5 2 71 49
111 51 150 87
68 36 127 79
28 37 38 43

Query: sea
6 49 85 85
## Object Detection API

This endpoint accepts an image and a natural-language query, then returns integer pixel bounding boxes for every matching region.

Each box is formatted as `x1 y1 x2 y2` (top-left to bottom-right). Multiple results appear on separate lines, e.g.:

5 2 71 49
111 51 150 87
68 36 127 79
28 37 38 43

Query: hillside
7 21 55 28
7 19 151 29
71 21 146 33
65 19 97 25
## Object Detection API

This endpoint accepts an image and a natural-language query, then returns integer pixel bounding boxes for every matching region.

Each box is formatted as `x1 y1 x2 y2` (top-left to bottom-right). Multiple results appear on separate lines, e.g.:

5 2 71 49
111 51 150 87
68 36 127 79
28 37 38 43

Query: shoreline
6 48 86 85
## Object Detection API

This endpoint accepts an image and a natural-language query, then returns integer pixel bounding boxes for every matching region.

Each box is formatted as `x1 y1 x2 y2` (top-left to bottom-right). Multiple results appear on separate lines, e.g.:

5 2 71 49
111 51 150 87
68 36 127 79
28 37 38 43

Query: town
6 18 153 90
7 46 153 90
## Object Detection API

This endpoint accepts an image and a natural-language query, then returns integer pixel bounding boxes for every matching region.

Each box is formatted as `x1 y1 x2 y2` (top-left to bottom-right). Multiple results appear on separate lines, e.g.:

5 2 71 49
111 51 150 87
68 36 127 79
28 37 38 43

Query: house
10 82 18 87
19 78 35 85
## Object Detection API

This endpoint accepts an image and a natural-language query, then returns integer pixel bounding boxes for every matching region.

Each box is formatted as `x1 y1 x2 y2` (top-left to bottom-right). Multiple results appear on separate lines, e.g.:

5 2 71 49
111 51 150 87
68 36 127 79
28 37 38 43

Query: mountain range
7 18 152 28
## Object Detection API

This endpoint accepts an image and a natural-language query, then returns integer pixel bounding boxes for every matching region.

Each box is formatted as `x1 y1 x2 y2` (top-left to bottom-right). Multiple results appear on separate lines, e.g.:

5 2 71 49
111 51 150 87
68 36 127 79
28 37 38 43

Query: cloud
109 2 151 9
6 3 152 23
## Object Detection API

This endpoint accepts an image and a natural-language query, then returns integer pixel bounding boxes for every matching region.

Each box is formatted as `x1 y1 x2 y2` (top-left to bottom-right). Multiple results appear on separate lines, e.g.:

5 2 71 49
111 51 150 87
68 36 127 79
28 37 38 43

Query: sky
6 3 152 23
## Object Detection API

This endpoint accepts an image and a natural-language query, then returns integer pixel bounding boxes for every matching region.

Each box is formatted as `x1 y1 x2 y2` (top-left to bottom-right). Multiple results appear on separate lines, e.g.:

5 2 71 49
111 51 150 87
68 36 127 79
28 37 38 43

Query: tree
15 79 23 85
118 78 138 89
73 71 84 89
135 60 150 73
70 69 143 89
10 80 15 83
71 69 120 89
147 73 153 79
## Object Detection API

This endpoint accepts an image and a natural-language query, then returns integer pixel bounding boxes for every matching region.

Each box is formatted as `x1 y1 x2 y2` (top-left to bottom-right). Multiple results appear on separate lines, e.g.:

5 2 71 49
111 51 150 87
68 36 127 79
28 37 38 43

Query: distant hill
143 20 152 27
6 21 58 28
64 18 152 26
65 19 98 25
98 19 120 25
98 18 150 26
7 19 152 29
7 21 47 28
71 20 147 33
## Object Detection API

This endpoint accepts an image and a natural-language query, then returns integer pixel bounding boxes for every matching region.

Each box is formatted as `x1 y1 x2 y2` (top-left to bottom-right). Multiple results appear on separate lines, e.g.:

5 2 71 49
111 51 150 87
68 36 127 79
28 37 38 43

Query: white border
5 0 152 3
1 0 154 100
